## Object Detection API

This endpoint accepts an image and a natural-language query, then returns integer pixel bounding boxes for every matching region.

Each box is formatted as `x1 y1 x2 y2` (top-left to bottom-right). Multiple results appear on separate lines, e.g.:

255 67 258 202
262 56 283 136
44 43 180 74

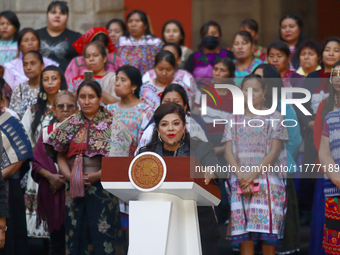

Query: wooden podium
101 155 221 255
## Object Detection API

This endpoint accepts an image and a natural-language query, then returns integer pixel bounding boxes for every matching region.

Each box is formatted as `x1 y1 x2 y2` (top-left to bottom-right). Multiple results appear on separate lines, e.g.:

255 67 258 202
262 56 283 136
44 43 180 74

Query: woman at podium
45 80 132 255
138 102 222 255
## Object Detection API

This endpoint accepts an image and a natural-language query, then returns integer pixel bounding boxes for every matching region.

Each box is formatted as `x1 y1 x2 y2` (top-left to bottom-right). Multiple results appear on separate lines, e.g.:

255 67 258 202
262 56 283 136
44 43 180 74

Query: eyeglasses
56 104 76 110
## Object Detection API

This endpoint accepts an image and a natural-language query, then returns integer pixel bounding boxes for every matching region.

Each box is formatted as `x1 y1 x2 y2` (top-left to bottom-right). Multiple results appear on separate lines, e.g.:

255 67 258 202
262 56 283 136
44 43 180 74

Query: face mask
201 36 219 50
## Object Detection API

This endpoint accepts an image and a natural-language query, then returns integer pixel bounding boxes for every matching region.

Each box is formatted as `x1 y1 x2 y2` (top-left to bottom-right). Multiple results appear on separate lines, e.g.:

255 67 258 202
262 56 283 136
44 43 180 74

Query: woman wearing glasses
32 91 77 255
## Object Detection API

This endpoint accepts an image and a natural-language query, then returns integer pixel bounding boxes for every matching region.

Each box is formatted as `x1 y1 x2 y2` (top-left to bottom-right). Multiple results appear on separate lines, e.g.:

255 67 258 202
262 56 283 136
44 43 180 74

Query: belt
68 155 102 173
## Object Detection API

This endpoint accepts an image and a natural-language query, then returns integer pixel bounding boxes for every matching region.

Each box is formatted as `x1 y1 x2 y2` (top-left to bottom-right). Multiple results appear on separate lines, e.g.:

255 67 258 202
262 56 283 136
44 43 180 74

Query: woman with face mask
184 21 234 78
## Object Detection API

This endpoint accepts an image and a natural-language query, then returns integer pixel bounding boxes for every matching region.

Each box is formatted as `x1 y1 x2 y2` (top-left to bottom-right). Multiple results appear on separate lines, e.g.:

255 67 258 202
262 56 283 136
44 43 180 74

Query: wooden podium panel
102 156 221 200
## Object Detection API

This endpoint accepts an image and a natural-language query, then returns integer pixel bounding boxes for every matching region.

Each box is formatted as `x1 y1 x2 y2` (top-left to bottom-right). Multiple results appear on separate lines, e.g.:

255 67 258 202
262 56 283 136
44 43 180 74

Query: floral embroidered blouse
0 40 17 65
9 81 40 118
44 106 132 159
106 102 153 152
140 79 193 110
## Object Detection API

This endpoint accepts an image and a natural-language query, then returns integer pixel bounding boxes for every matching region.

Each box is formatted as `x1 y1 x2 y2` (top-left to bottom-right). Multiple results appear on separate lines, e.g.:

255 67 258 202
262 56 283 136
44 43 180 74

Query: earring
39 92 47 100
182 132 185 140
158 132 163 141
58 89 61 93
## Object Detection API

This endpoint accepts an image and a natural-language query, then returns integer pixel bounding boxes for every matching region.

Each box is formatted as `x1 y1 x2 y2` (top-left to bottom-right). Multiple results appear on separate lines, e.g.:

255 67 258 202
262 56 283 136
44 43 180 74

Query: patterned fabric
289 46 296 71
323 196 340 255
221 111 288 242
227 46 267 62
72 27 115 55
0 110 33 171
254 46 267 62
65 53 124 84
22 105 54 238
44 106 131 158
140 79 193 110
234 58 264 79
68 74 118 100
142 68 196 94
31 123 65 234
116 35 162 75
21 104 54 148
44 107 130 255
321 111 340 197
0 40 17 65
9 81 39 118
68 75 102 94
106 102 153 152
3 56 59 90
192 49 233 78
135 115 208 155
0 110 33 254
282 70 294 88
65 181 126 255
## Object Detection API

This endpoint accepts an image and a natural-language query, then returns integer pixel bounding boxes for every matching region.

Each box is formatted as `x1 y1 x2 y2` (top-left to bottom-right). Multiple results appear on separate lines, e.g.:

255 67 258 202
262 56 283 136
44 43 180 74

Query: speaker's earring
158 132 163 141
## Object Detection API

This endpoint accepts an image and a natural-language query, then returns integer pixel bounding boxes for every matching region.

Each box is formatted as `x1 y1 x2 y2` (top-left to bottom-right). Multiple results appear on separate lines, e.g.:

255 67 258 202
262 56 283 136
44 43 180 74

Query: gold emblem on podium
129 152 167 191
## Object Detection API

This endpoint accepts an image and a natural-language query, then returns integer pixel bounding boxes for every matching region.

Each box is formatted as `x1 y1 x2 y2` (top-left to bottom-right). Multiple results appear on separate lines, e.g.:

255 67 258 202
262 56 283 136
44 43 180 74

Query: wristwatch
0 226 7 232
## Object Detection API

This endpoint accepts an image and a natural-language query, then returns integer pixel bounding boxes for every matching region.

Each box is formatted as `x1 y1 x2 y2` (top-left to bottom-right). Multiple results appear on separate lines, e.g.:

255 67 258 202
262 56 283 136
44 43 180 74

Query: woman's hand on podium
204 170 216 185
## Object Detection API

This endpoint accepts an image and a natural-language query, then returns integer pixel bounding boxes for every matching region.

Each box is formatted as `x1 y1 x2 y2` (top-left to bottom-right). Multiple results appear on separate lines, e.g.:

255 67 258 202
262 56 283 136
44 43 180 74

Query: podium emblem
129 152 167 192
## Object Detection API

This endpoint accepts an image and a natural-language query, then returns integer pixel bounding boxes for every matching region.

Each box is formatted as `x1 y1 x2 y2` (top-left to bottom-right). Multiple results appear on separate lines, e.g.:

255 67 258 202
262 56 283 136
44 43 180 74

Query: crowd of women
0 1 339 255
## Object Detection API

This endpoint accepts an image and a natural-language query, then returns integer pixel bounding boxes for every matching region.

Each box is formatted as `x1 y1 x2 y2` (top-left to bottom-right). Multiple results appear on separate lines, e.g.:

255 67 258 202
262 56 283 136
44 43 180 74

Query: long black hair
267 41 291 58
126 10 153 37
214 57 235 78
47 1 69 15
320 37 340 69
295 39 322 63
279 13 306 69
160 84 190 113
77 80 102 98
142 102 190 152
200 21 222 38
321 60 340 123
162 20 185 46
253 63 283 110
31 66 67 144
106 19 128 37
116 65 142 98
154 50 177 69
0 11 20 41
17 28 41 50
279 13 305 48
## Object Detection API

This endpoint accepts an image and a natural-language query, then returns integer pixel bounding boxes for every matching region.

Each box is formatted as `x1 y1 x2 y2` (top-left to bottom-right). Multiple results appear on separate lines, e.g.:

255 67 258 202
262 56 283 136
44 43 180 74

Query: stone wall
0 0 125 34
192 0 317 49
1 0 317 48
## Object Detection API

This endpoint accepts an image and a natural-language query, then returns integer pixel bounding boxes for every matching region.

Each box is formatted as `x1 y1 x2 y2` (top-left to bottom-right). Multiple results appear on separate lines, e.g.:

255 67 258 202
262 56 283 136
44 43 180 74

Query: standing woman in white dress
21 66 67 244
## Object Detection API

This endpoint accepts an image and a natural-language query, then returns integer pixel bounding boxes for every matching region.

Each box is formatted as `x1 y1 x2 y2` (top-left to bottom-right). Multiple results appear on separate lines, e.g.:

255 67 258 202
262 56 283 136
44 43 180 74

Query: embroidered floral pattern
45 107 132 157
222 111 288 240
